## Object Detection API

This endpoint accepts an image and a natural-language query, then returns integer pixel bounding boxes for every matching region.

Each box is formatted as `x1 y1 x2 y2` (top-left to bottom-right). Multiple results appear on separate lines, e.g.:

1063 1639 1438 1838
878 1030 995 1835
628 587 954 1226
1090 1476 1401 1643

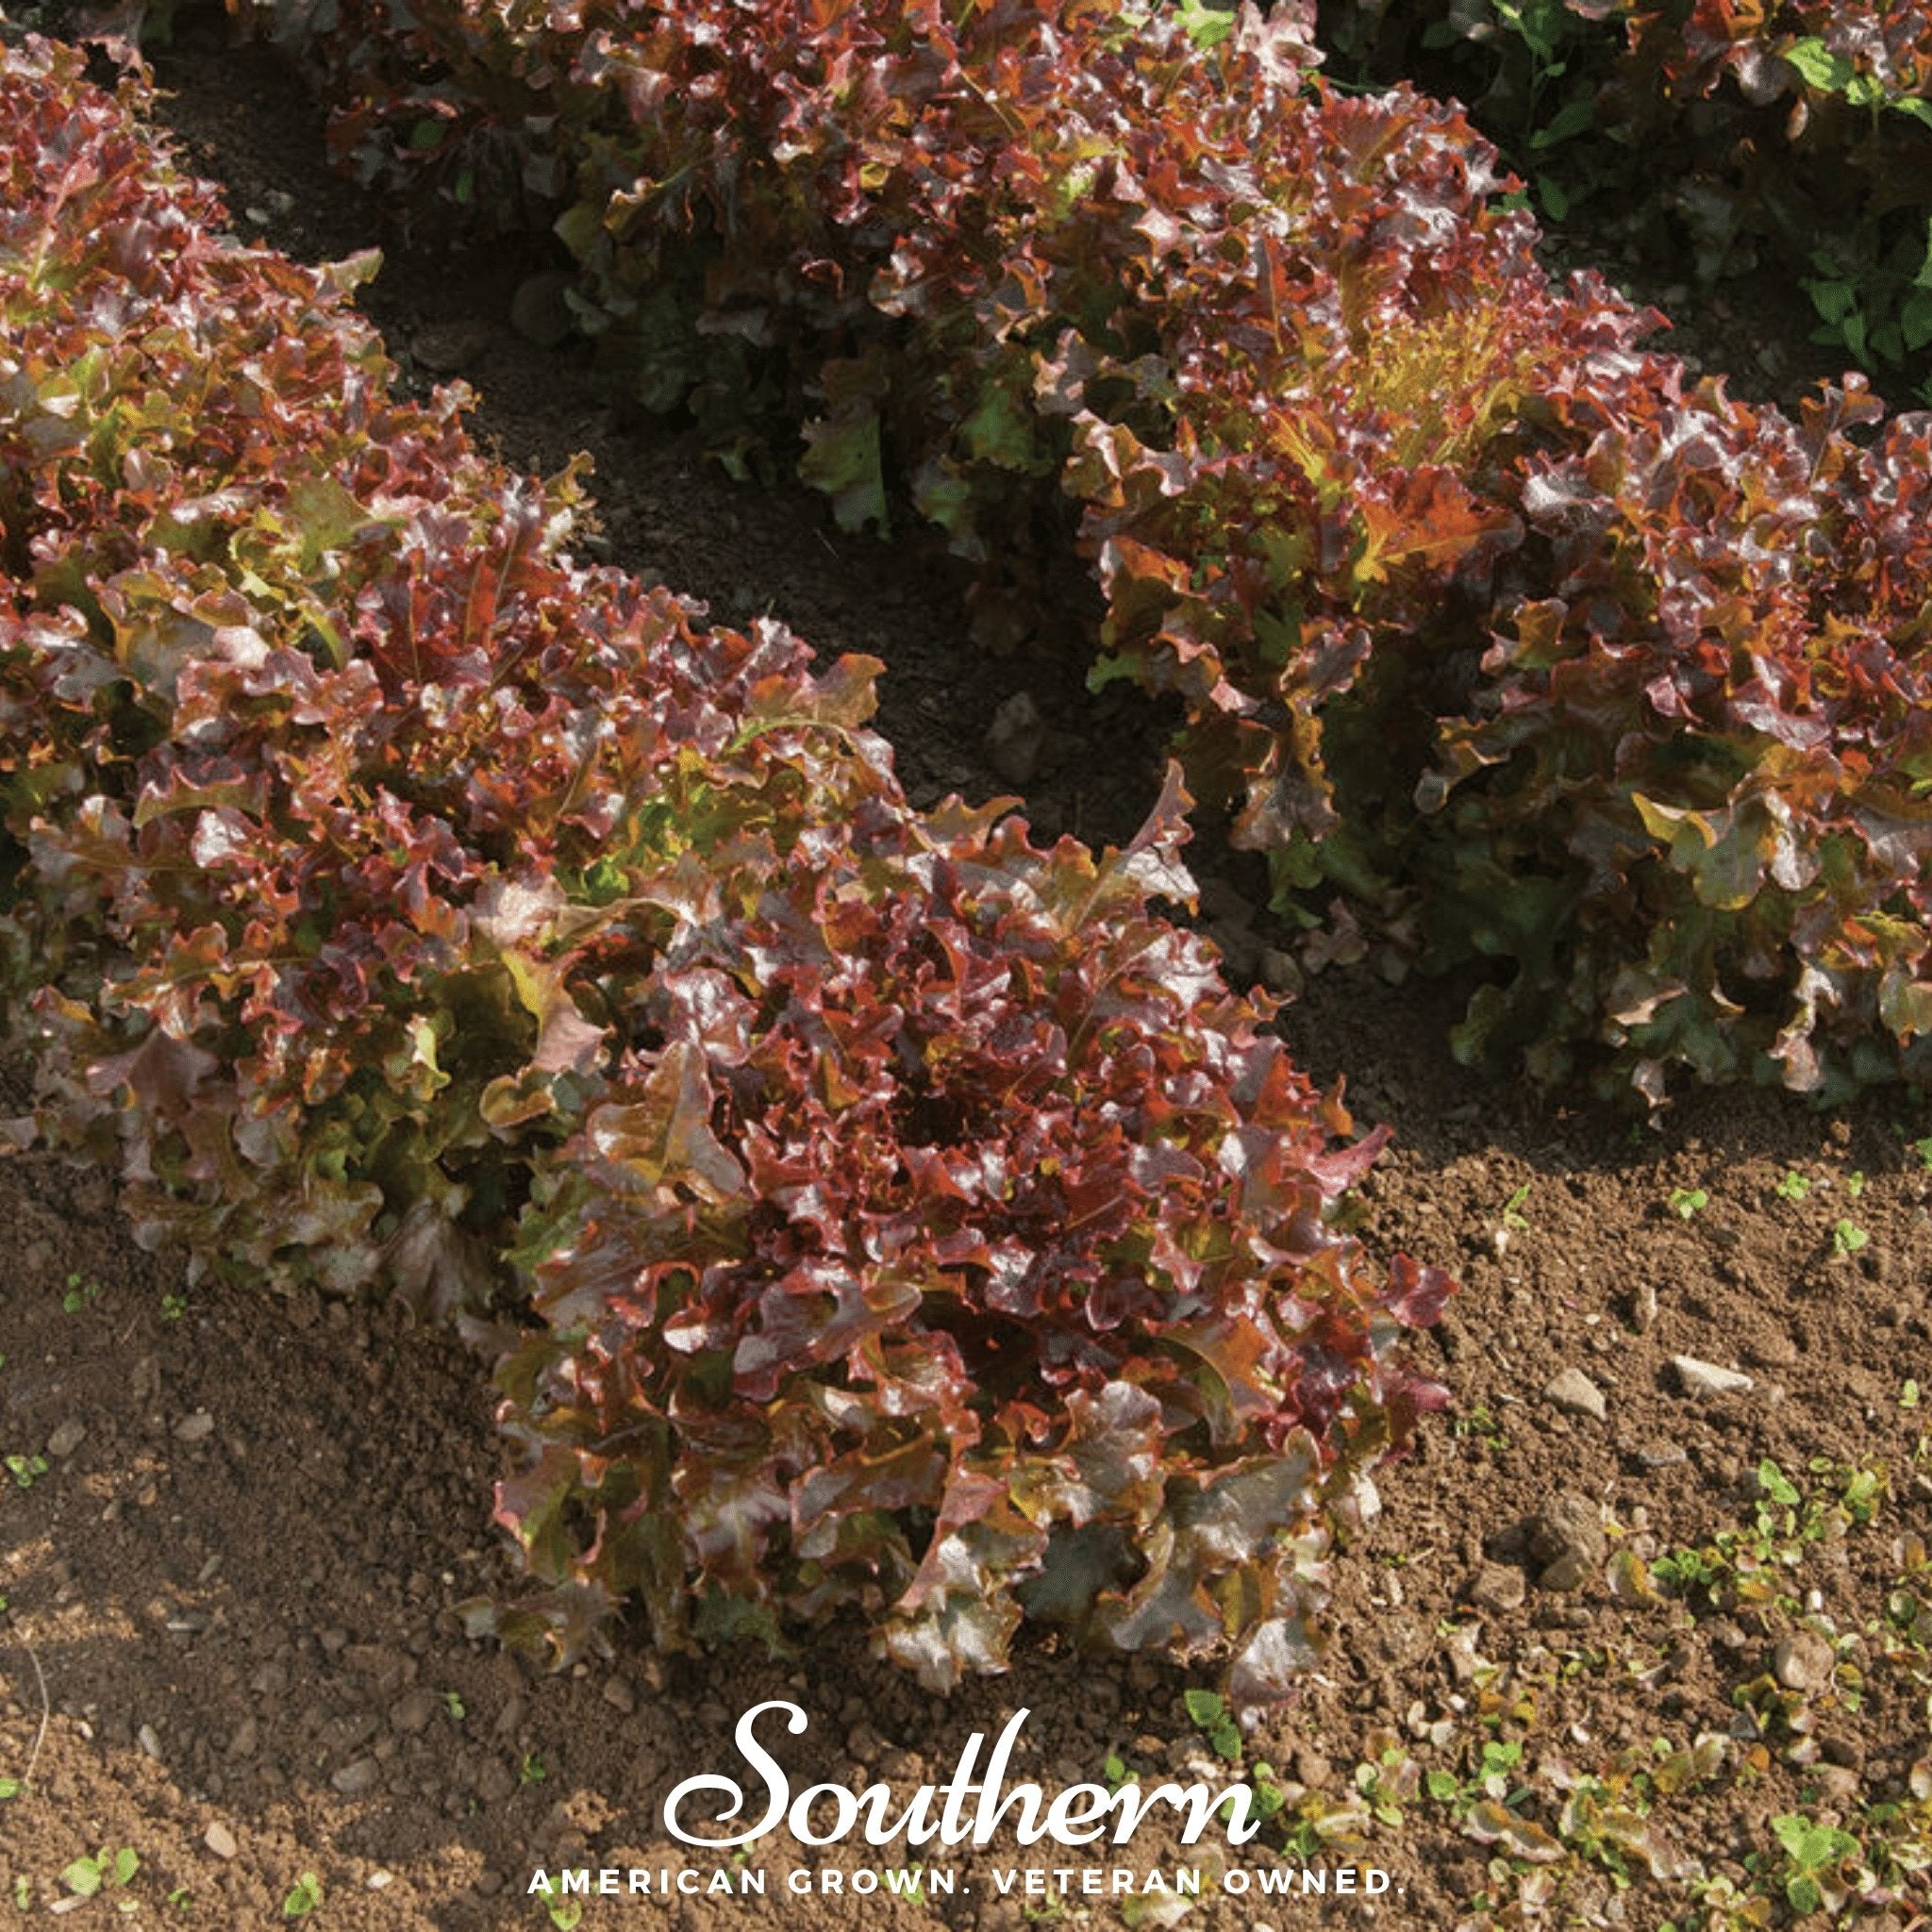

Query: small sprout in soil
1773 1812 1862 1916
1757 1458 1801 1510
1667 1185 1708 1219
519 1751 546 1786
1454 1405 1509 1453
61 1848 139 1898
1500 1181 1533 1231
1775 1168 1811 1202
168 1886 193 1911
5 1454 47 1490
1903 1379 1922 1409
442 1690 466 1720
283 1872 323 1919
12 1877 28 1910
1914 1134 1932 1170
1352 1746 1412 1828
160 1291 187 1322
1832 1217 1870 1257
535 1874 584 1930
1182 1687 1241 1761
0 1777 18 1801
60 1272 101 1315
1101 1750 1136 1792
1845 1168 1867 1198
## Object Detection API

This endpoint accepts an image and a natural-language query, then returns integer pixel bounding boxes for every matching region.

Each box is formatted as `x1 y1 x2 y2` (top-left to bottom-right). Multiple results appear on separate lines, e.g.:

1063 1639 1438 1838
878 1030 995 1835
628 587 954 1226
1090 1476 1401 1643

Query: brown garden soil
3 22 1930 1932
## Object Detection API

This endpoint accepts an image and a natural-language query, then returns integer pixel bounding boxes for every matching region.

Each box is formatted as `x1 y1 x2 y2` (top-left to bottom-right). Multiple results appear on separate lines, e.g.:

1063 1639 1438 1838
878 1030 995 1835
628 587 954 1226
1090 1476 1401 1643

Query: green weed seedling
5 1454 46 1491
1833 1217 1870 1257
1668 1186 1708 1220
62 1847 139 1899
283 1871 322 1919
1772 1812 1862 1915
519 1751 546 1787
1454 1405 1510 1456
1183 1688 1241 1762
60 1272 101 1315
534 1874 582 1929
1774 1169 1811 1202
1500 1182 1533 1232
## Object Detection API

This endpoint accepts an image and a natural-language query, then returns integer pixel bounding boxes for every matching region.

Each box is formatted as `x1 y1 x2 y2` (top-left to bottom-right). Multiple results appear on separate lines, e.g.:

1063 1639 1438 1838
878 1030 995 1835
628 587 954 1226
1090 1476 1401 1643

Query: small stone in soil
1772 1632 1835 1694
600 1675 636 1714
389 1688 439 1736
1542 1367 1607 1422
173 1410 215 1442
331 1757 382 1796
45 1418 86 1458
1526 1493 1606 1593
1673 1355 1755 1398
203 1822 238 1860
509 271 576 349
1468 1563 1527 1614
411 321 491 375
983 691 1046 787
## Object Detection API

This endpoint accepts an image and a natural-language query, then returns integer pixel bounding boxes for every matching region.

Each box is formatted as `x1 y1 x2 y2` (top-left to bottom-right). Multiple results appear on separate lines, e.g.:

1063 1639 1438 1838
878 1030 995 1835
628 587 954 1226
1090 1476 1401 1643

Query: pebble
331 1757 382 1796
1542 1367 1607 1423
600 1675 636 1715
983 691 1046 787
367 1872 394 1890
509 270 576 349
46 1418 86 1458
1526 1493 1606 1593
1198 876 1258 927
1772 1632 1835 1695
1672 1354 1755 1398
203 1822 238 1860
173 1411 215 1442
137 1724 163 1760
1636 1441 1690 1470
227 1715 258 1760
1468 1563 1526 1613
390 1688 440 1736
411 321 491 375
1257 946 1300 995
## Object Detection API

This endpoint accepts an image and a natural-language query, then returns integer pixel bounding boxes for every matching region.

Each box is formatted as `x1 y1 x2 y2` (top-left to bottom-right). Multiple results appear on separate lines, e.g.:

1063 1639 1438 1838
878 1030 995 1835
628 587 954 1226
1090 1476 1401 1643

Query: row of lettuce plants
0 37 1450 1703
240 0 1932 1105
1322 1 1932 391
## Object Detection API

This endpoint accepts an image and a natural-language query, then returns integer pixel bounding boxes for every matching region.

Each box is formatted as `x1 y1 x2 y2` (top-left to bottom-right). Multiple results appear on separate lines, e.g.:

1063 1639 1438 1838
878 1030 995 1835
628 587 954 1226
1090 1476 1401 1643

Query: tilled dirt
1 24 1929 1932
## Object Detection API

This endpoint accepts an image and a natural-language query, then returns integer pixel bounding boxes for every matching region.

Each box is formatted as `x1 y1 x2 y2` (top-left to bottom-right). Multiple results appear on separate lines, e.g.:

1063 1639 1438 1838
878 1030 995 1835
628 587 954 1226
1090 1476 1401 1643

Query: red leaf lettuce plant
0 38 1448 1703
242 0 1932 1107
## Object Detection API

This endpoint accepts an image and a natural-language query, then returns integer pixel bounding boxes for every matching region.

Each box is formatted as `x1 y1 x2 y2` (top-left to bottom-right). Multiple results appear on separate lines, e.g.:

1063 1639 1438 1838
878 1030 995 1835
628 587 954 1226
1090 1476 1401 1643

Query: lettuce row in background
239 0 1932 1106
0 37 1449 1704
1321 1 1932 390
